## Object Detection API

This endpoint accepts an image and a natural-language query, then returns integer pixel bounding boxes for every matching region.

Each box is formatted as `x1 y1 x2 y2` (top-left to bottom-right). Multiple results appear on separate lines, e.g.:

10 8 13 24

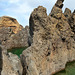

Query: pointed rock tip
64 8 71 18
64 8 71 14
55 0 64 8
65 8 71 12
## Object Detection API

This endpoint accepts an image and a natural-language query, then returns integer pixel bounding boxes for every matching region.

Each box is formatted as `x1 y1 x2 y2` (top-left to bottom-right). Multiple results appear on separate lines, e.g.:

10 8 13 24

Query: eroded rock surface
21 0 75 75
0 26 29 49
64 8 71 20
4 26 29 49
68 10 75 33
0 27 14 45
0 45 23 75
0 16 23 33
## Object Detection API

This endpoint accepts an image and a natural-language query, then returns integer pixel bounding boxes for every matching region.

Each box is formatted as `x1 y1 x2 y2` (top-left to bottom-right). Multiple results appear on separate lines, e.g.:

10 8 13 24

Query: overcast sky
0 0 75 27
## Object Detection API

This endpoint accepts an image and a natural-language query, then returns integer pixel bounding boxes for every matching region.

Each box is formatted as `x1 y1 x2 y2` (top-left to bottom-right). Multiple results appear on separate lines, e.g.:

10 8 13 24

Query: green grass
7 47 27 57
54 61 75 75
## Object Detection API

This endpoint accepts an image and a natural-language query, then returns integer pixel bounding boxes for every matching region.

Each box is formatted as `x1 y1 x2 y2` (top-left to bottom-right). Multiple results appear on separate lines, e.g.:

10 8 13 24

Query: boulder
0 27 14 45
0 45 23 75
64 8 71 19
0 26 29 50
21 0 75 75
3 26 29 49
0 16 23 33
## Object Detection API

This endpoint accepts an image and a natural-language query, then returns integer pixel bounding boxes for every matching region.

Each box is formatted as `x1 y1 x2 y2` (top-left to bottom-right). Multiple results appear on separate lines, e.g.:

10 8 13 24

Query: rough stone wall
21 0 75 75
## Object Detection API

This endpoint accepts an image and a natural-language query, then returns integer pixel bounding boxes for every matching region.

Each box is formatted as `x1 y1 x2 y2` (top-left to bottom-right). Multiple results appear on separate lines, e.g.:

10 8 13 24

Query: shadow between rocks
0 47 3 75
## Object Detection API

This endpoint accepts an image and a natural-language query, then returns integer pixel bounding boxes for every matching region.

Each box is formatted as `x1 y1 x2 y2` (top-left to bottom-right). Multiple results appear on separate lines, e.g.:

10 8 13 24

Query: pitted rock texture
0 26 29 49
68 10 75 33
64 8 71 19
0 45 23 75
0 27 14 45
21 0 75 75
0 16 23 33
4 26 29 49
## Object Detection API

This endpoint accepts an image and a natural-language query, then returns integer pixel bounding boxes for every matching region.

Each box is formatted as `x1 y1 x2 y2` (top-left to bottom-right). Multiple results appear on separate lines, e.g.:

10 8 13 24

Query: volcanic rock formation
0 16 23 33
21 0 75 75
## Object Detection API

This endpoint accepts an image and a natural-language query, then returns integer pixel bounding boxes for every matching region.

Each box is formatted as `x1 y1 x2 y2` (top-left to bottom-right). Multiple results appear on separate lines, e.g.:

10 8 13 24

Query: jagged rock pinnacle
50 0 64 19
64 8 71 18
55 0 64 8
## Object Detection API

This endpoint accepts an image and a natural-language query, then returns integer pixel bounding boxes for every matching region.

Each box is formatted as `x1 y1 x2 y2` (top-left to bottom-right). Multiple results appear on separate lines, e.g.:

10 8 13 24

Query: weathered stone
0 0 74 75
68 10 75 33
0 16 23 33
21 0 75 75
55 0 64 8
50 0 64 19
64 8 72 21
0 45 23 75
50 6 62 19
0 27 14 45
0 26 29 49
